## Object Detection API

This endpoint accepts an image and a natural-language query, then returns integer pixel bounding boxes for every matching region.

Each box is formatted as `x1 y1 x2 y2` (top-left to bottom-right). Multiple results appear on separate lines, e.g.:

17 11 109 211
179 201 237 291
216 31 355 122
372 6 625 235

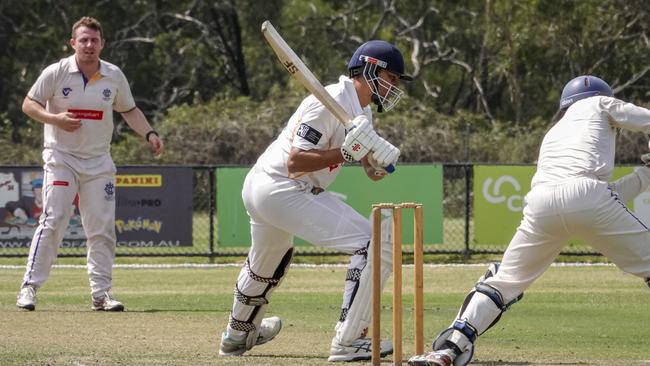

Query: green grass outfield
1 264 649 365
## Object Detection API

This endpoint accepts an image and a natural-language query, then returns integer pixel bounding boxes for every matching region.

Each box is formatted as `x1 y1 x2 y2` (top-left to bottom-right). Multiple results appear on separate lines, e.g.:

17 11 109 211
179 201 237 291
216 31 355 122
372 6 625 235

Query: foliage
1 0 649 165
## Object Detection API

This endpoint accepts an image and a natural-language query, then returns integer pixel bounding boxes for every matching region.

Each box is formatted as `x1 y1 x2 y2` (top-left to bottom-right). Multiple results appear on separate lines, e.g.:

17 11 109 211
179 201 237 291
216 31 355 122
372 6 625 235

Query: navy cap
348 40 413 81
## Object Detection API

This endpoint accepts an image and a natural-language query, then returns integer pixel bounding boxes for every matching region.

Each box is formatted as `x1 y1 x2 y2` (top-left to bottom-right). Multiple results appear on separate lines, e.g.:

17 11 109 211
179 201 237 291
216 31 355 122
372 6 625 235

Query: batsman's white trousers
21 149 117 298
486 176 650 304
234 166 391 343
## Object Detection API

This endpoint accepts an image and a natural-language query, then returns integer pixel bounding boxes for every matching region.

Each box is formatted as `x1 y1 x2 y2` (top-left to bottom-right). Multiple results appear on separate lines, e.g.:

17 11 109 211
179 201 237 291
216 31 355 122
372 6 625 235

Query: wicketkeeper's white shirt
27 55 136 159
255 75 373 189
532 96 650 187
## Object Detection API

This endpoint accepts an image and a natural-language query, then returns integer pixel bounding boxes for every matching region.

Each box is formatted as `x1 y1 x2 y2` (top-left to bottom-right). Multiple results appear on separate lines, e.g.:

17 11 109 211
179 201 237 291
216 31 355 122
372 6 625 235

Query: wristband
145 130 159 142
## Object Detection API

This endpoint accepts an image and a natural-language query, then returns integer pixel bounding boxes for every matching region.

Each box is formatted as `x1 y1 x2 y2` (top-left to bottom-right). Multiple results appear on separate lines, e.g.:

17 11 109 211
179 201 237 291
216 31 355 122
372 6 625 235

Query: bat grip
385 164 395 173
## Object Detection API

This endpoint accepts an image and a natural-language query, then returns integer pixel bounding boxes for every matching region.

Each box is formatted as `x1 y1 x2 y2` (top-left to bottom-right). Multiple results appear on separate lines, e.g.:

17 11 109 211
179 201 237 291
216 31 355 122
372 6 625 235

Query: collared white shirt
256 75 372 189
533 96 650 187
27 55 136 159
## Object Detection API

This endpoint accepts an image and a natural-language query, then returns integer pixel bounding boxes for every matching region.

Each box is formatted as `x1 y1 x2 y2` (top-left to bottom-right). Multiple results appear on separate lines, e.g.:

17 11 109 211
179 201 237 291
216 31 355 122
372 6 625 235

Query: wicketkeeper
409 75 650 366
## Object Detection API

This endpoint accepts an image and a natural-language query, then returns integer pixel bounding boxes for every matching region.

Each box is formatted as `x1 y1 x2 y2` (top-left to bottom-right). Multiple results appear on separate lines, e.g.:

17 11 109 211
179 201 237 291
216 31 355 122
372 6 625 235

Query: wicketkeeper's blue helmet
559 75 613 110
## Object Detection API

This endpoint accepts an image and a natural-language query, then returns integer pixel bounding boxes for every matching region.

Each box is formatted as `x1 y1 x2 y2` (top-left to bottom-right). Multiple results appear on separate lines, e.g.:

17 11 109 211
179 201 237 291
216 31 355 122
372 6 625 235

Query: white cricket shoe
328 336 393 362
218 316 283 356
91 291 125 311
16 285 36 311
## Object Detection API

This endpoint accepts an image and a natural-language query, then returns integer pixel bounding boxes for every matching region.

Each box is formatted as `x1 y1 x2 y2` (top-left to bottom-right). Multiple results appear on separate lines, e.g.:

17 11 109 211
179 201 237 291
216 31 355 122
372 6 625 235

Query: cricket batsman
218 40 412 362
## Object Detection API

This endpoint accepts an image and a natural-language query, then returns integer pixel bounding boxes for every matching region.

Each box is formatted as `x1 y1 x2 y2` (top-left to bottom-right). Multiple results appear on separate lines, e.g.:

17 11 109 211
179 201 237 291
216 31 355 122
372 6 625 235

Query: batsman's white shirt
257 75 373 189
22 56 134 298
485 96 650 303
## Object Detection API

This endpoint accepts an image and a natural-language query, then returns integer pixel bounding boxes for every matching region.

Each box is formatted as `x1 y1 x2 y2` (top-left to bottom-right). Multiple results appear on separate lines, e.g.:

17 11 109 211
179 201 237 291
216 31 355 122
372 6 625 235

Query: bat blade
261 21 352 128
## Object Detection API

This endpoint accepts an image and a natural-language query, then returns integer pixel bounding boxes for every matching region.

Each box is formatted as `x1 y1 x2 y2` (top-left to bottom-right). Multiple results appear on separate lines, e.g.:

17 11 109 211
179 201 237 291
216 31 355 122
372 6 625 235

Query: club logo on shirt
296 123 322 145
104 182 115 201
62 87 72 97
102 88 112 101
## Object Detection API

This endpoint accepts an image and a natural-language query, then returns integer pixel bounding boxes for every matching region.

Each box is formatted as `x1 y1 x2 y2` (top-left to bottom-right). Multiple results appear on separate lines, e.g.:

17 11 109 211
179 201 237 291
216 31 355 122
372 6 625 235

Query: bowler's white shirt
27 55 136 159
533 96 650 186
256 75 372 189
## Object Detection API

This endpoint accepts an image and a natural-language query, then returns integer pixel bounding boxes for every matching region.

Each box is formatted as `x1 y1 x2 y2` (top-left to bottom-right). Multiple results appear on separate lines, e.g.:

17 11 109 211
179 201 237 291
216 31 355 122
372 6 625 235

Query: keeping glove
370 137 400 169
340 115 379 162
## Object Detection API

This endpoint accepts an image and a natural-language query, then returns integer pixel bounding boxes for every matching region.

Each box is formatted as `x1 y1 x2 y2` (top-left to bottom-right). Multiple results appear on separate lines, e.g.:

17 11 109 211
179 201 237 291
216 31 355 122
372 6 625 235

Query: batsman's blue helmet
348 40 413 81
559 75 612 110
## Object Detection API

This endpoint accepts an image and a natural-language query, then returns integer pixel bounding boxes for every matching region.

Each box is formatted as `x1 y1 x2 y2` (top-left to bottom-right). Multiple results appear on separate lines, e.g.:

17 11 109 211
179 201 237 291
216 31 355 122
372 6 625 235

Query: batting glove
370 137 400 169
341 115 379 162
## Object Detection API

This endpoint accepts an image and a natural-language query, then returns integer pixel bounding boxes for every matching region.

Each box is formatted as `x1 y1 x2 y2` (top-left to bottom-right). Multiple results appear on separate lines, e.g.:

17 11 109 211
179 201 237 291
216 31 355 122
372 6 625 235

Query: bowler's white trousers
229 165 392 344
21 148 117 298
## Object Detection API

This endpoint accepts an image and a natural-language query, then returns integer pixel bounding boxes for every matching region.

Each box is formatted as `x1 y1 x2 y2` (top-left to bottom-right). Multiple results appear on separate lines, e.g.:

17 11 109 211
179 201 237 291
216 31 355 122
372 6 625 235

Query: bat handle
385 164 395 173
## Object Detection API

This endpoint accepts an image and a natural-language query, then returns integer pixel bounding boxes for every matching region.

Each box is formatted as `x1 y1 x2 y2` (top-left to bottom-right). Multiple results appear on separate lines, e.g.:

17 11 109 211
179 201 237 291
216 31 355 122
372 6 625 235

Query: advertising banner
0 167 192 248
0 168 50 248
115 167 193 247
217 165 443 247
473 165 635 245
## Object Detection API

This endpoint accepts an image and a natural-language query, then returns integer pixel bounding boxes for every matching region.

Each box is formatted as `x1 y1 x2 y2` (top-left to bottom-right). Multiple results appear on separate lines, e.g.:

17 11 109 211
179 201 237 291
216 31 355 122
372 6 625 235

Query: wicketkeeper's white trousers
487 175 650 304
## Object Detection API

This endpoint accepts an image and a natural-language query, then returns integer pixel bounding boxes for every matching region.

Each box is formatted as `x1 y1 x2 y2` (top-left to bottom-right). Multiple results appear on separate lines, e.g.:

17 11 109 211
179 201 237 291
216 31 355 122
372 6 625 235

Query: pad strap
453 319 478 343
233 258 286 306
346 268 362 281
245 259 282 285
234 283 269 306
229 315 256 333
475 282 522 311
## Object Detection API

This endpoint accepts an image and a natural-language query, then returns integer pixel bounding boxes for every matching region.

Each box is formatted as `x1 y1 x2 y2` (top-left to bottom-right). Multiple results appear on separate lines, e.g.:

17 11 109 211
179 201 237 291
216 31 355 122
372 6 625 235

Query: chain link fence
0 164 604 259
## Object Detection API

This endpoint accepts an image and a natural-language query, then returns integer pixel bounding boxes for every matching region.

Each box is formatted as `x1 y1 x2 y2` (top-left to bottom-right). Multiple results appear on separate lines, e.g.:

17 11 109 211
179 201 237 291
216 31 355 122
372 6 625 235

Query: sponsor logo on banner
116 175 162 187
482 175 523 212
473 166 533 245
117 197 162 207
115 217 162 234
68 109 103 120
